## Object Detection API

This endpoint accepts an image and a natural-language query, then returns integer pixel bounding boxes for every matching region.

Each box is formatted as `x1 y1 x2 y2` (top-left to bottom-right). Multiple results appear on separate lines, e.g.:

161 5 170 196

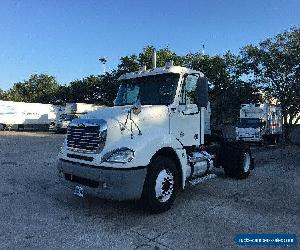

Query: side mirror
196 77 208 108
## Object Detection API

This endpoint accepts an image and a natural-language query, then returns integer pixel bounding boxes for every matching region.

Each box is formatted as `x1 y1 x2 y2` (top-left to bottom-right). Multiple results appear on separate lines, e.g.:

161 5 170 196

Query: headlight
103 148 134 163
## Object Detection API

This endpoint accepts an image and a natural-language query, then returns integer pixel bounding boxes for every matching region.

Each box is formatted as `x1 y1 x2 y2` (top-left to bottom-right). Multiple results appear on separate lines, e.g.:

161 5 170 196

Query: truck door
169 74 201 146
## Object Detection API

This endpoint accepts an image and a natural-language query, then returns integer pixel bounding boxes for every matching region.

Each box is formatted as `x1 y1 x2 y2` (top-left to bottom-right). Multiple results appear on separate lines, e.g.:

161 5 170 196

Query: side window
181 74 199 104
126 85 140 104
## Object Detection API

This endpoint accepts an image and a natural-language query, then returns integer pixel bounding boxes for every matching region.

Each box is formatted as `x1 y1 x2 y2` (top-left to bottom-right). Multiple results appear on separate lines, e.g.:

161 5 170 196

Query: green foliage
0 88 6 100
114 46 260 124
241 27 300 126
117 55 140 75
117 46 182 73
65 73 119 106
6 74 60 103
182 52 260 124
2 27 298 130
138 46 182 68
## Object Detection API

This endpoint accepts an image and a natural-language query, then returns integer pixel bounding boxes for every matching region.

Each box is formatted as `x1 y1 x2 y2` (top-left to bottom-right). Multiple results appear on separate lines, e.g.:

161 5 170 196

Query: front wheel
141 156 179 213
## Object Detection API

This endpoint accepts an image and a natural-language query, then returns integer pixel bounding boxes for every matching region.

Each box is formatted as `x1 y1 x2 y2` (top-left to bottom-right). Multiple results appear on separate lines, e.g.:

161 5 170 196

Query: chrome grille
66 119 107 154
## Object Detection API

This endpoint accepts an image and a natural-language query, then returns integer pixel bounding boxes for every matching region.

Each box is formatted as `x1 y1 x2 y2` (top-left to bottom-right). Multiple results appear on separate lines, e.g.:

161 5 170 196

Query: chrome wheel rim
155 169 174 203
243 152 251 173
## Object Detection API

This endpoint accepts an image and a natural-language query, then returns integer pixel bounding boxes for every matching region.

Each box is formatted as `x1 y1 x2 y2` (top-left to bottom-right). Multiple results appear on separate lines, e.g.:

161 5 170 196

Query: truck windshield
237 118 261 128
115 73 179 106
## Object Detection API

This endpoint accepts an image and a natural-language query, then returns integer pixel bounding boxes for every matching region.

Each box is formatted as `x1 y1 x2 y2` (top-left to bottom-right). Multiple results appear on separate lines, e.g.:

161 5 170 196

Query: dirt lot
0 131 299 249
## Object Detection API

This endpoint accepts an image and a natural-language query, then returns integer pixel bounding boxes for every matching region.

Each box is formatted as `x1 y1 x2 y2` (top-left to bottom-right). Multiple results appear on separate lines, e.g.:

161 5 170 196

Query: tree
54 85 71 104
67 73 119 106
115 46 261 125
6 74 60 103
117 55 140 75
117 46 182 74
0 88 7 100
182 52 260 125
241 28 300 139
138 46 182 68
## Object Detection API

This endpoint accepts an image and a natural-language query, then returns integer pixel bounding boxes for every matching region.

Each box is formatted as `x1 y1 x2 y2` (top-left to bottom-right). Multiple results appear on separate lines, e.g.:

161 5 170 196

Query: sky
0 0 299 90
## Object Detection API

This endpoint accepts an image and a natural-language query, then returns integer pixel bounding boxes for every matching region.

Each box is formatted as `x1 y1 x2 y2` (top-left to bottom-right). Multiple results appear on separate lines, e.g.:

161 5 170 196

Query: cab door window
181 74 199 104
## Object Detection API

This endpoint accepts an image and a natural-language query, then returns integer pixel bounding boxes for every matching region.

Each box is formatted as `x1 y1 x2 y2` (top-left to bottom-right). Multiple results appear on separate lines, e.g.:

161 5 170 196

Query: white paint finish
155 169 174 203
65 103 101 115
200 107 205 144
237 103 283 142
169 104 200 146
0 100 62 125
61 105 183 167
60 65 212 190
118 65 203 81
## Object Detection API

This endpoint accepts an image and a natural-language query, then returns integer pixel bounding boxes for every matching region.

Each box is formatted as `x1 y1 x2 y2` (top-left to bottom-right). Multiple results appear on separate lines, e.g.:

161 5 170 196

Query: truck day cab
57 62 254 212
236 103 282 144
51 103 101 133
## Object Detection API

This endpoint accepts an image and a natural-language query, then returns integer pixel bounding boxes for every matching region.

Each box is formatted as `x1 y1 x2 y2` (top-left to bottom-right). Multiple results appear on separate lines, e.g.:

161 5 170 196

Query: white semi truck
53 103 101 133
236 103 282 144
57 63 254 212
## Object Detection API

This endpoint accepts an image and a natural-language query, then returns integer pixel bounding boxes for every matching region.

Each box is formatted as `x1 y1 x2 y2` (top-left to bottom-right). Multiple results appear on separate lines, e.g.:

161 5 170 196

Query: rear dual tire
220 142 253 179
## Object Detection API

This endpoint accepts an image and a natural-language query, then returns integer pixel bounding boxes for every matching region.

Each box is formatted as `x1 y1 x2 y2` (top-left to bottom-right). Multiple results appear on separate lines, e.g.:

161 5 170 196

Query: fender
100 130 190 189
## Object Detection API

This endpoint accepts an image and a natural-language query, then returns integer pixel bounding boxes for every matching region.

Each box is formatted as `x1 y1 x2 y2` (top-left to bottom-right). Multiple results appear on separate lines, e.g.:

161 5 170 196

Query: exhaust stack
152 48 157 68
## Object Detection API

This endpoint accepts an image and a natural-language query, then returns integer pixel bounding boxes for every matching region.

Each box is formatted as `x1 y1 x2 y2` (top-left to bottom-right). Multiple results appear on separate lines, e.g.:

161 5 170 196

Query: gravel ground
0 131 299 249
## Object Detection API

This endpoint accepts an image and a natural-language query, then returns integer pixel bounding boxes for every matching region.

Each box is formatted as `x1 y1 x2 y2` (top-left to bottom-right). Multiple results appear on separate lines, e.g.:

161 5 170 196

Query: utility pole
99 57 107 74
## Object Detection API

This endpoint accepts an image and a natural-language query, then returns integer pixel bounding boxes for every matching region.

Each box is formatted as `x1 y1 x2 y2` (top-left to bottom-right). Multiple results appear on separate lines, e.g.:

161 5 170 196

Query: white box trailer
65 103 99 115
0 101 24 127
0 100 62 131
236 103 282 144
54 103 102 132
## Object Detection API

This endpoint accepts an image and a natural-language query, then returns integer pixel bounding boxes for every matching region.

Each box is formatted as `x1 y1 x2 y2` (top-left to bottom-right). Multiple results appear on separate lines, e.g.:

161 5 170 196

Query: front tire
141 156 179 213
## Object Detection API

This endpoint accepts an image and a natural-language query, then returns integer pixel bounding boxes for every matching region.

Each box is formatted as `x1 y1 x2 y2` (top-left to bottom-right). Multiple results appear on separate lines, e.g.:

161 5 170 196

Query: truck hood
82 105 168 126
80 105 169 144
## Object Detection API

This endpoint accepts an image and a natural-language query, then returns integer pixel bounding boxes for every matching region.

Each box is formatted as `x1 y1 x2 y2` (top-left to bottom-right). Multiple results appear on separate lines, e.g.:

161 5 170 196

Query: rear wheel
220 142 253 179
141 156 179 213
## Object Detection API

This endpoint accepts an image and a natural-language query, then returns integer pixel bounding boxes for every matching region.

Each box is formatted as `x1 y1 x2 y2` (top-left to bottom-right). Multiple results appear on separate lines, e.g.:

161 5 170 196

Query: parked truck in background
0 100 61 131
57 62 254 212
53 103 101 133
236 103 282 144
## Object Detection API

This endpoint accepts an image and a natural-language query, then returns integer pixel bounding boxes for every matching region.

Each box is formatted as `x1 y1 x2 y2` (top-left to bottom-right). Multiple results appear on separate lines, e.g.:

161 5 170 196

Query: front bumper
57 159 147 201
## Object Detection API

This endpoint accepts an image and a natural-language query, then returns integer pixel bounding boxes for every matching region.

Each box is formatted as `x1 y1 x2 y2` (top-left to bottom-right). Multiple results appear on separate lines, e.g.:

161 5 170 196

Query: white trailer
54 103 102 132
236 103 282 144
65 103 99 115
57 62 255 213
0 100 61 131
